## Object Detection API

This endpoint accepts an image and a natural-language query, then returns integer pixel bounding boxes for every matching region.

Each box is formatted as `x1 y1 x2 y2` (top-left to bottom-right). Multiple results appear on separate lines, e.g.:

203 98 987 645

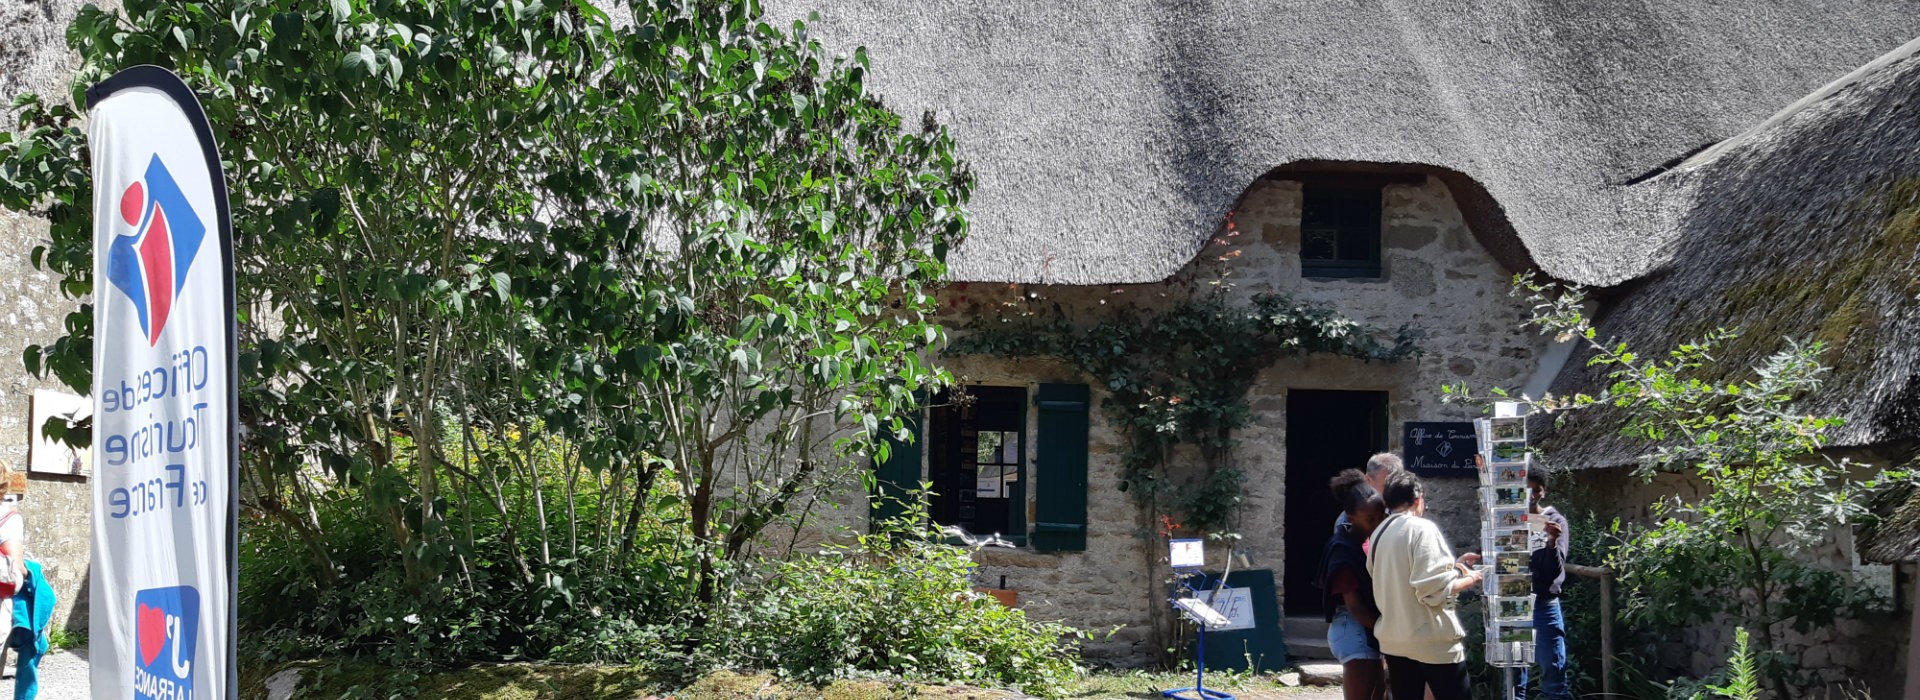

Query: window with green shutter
869 396 924 529
1032 383 1090 552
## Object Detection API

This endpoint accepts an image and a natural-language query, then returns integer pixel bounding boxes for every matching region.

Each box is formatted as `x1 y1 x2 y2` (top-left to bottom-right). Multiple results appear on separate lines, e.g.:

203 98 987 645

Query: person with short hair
1368 472 1482 700
1319 470 1389 700
1519 470 1573 700
1363 453 1402 494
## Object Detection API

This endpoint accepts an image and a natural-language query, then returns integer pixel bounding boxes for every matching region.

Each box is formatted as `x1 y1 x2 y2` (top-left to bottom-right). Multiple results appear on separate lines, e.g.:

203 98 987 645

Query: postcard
1493 529 1530 552
1489 442 1529 463
1496 552 1530 575
1495 597 1534 621
1490 417 1526 443
1490 486 1528 508
1498 575 1531 597
1492 507 1529 529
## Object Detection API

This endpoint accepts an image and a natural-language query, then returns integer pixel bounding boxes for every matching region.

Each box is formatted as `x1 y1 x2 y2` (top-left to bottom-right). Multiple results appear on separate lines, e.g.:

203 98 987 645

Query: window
929 386 1028 544
1300 182 1383 279
870 383 1090 552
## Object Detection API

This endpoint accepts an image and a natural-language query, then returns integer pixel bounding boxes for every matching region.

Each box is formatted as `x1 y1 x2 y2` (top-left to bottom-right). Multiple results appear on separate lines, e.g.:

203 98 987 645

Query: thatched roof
765 0 1920 285
1535 43 1920 469
1859 480 1920 564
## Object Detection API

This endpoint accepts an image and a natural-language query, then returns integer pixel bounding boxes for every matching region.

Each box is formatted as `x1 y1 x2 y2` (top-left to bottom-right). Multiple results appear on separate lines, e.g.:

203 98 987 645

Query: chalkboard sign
1403 421 1477 476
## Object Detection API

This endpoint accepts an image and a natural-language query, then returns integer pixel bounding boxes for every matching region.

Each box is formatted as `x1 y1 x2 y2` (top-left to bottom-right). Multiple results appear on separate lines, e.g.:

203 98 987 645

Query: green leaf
338 48 371 81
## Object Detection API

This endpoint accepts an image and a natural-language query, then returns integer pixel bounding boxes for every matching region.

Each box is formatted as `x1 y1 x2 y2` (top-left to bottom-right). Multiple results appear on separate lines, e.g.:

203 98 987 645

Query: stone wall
1 0 101 637
1568 463 1911 698
916 175 1549 663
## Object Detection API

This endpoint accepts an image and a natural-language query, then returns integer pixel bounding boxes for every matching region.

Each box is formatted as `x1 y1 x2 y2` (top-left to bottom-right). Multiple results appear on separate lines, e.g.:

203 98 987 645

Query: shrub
709 523 1083 697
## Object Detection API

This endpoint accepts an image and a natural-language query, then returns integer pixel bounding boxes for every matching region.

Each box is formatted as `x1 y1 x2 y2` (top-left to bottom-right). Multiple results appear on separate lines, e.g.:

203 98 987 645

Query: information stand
1164 539 1235 700
1476 402 1536 700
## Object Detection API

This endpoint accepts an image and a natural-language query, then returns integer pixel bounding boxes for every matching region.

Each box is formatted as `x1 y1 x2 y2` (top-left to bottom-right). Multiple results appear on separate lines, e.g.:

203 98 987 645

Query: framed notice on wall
28 389 91 477
1402 421 1477 476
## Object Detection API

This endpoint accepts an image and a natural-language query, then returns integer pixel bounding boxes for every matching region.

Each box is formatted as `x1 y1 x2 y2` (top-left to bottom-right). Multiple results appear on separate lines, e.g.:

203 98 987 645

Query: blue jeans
1517 598 1571 700
12 642 37 700
1327 607 1382 663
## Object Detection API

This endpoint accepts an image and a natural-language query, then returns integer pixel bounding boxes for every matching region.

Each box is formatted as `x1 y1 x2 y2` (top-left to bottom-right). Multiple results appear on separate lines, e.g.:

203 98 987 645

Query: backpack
0 509 23 598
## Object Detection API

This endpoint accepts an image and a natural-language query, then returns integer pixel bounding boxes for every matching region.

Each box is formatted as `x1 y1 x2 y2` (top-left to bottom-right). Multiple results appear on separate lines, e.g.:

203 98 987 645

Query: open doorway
928 386 1028 544
1283 389 1388 617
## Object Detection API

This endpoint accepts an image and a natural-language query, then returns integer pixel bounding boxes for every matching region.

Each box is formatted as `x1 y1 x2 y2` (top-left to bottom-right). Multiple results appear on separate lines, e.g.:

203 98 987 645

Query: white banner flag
86 66 237 700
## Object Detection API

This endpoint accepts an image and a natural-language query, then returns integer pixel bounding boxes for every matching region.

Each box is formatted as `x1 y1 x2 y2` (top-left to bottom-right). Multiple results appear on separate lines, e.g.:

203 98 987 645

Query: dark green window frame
1300 181 1384 279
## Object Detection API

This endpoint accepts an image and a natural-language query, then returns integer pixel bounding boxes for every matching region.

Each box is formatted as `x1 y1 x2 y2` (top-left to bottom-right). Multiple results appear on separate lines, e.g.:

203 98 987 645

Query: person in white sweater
1367 471 1484 700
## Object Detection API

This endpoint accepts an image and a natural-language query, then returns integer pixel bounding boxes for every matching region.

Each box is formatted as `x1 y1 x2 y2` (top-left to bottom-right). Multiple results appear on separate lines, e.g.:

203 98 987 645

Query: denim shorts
1328 606 1382 663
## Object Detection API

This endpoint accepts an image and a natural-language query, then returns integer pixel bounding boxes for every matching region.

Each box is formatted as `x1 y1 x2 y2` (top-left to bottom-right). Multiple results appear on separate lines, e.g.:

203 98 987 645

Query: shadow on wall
62 560 88 635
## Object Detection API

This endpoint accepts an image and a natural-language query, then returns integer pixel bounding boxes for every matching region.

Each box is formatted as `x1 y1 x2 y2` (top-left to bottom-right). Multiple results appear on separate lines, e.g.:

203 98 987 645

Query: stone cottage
5 0 1920 696
756 0 1920 693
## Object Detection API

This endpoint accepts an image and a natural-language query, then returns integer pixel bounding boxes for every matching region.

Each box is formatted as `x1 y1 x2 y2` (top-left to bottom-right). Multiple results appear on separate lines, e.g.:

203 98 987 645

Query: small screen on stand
1170 538 1205 569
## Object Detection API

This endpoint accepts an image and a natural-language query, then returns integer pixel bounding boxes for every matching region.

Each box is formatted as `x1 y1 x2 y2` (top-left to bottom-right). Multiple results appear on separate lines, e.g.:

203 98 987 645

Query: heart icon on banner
137 603 167 666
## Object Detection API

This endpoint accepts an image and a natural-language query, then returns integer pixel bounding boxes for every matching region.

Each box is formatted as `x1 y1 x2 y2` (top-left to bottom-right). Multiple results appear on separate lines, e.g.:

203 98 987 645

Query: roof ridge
1675 34 1920 174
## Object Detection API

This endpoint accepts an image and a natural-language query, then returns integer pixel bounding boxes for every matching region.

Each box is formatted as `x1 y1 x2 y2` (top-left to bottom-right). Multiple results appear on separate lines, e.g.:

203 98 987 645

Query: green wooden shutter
870 398 924 530
1032 383 1090 552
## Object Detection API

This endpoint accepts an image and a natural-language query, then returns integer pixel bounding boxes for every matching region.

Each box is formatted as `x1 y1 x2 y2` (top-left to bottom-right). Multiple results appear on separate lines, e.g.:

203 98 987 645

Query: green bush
708 523 1083 696
241 490 1084 696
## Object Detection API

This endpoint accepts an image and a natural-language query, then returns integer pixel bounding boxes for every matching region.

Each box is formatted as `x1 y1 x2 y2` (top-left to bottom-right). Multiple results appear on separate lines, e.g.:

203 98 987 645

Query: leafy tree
1 0 968 641
1447 274 1903 698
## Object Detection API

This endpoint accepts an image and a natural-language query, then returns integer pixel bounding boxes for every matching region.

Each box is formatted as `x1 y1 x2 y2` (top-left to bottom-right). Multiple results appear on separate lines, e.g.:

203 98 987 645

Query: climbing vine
949 290 1420 534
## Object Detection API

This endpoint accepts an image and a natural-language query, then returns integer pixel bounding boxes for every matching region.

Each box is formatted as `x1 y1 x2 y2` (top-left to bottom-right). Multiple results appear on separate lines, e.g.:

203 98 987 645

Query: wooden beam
1564 564 1616 698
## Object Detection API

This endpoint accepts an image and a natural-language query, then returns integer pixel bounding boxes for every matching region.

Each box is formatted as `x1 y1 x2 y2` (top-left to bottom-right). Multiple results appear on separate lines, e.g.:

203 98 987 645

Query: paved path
0 645 88 700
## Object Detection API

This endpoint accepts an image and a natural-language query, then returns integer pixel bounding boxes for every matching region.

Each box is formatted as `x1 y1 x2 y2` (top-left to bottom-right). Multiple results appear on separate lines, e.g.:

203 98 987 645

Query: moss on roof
1537 51 1920 467
1860 479 1920 564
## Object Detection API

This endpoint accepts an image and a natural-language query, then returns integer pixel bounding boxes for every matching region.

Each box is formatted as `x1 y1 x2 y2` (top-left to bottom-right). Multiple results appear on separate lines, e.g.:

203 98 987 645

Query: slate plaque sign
1403 421 1477 476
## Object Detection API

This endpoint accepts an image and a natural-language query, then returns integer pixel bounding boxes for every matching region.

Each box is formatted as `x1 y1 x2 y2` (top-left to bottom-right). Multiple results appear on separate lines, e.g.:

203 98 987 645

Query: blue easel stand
1162 621 1236 700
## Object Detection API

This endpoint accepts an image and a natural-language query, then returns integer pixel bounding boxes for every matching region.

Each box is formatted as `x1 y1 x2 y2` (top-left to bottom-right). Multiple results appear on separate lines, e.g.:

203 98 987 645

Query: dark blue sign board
1194 569 1285 673
1403 421 1477 476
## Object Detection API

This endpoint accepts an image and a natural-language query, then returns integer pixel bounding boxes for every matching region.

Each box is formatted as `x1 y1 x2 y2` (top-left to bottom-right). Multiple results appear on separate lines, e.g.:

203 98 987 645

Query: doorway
1283 389 1389 616
928 386 1028 543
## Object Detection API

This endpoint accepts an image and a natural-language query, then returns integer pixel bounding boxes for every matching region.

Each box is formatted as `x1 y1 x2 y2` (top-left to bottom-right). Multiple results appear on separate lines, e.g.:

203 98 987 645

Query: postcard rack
1475 402 1536 670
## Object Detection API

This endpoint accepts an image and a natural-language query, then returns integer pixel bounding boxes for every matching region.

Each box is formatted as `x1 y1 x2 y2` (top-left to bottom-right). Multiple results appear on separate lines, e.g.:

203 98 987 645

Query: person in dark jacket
1319 469 1388 700
1520 470 1572 700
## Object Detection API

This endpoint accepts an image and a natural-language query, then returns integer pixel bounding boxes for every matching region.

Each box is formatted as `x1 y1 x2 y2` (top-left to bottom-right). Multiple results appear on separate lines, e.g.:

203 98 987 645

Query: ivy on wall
948 290 1420 535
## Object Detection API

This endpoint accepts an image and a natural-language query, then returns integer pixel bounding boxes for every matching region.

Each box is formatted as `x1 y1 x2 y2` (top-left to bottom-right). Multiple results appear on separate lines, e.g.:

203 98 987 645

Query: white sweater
1366 511 1467 664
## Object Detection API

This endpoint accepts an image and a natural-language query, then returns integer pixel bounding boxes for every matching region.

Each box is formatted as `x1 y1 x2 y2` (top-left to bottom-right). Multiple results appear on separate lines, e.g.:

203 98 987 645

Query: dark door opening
929 386 1028 544
1283 389 1388 617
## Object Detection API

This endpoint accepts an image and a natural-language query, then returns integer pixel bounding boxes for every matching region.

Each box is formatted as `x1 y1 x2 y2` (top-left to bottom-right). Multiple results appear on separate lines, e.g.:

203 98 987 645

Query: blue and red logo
133 585 198 700
108 155 205 346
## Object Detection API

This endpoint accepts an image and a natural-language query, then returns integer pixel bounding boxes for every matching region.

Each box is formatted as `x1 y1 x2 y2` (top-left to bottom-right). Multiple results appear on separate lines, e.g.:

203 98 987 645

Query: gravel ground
0 645 88 700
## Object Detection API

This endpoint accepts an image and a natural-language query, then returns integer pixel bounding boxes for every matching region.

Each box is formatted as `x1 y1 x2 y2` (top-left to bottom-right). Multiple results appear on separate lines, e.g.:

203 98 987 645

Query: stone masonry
879 175 1551 663
2 0 106 637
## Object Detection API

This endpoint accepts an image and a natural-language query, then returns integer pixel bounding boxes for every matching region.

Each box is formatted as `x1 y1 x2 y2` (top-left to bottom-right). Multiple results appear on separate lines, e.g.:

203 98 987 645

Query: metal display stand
1164 539 1236 700
1476 402 1536 700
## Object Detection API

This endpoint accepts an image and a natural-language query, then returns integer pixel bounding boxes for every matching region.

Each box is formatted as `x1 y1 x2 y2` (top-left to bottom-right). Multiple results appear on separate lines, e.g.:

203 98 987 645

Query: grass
1063 669 1323 699
45 626 85 650
235 661 1328 699
240 660 664 700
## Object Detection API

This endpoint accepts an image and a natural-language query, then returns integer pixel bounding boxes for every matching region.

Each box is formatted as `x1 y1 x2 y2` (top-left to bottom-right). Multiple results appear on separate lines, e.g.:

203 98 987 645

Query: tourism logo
133 585 198 700
108 155 206 346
